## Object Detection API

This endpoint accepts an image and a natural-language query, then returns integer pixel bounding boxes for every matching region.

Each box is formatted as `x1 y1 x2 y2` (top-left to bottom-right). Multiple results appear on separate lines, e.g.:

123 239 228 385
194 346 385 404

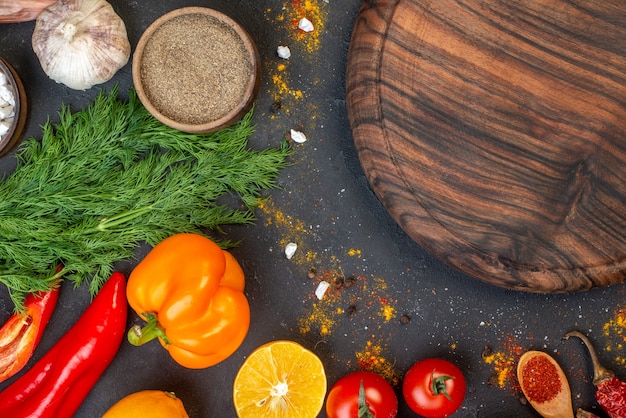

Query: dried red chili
521 355 561 403
566 331 626 418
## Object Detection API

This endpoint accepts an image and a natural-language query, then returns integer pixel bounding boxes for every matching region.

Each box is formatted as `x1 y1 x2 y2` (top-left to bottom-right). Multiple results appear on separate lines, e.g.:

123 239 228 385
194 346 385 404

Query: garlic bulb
32 0 130 90
0 0 57 23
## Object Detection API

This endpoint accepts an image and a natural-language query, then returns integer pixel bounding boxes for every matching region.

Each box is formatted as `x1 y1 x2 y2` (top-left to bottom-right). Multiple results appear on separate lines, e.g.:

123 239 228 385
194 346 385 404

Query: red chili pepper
0 272 127 418
566 330 626 418
0 274 60 383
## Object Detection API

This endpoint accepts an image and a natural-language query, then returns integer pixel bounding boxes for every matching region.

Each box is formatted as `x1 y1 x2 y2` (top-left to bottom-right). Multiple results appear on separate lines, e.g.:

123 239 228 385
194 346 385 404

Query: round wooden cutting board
346 0 626 292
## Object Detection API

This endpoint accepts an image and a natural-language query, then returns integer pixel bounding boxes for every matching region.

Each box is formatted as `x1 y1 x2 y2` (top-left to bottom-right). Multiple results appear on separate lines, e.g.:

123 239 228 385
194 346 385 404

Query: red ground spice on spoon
521 355 562 403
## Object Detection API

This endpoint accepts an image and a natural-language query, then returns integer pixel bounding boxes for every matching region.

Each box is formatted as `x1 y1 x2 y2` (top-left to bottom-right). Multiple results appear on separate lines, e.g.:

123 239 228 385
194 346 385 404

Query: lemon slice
233 340 327 417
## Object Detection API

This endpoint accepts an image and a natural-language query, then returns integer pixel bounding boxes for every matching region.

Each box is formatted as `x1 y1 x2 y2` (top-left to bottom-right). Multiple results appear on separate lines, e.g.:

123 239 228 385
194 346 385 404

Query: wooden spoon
517 351 574 418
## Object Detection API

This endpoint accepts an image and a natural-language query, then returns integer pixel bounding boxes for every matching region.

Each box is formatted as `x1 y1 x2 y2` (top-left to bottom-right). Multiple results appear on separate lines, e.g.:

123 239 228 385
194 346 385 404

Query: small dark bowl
0 58 27 157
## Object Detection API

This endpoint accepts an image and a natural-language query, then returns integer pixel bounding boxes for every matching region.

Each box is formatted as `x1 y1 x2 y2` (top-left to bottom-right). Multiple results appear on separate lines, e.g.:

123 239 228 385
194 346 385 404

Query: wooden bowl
132 7 260 133
0 58 27 157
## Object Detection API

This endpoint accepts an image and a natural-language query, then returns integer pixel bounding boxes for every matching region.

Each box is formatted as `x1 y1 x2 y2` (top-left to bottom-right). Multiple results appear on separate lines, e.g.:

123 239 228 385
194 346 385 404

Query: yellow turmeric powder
356 338 402 385
602 307 626 366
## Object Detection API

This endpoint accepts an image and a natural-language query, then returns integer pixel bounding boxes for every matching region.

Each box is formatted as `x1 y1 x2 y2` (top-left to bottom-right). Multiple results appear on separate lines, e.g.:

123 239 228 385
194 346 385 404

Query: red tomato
326 371 398 418
402 358 466 417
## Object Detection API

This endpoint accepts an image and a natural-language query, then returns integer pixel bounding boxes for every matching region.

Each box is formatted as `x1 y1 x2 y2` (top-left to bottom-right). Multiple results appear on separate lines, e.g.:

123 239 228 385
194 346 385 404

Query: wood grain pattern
346 0 626 292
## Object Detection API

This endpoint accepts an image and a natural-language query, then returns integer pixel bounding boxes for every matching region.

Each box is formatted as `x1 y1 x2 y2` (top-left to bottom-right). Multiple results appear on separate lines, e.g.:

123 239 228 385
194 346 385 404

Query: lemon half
233 340 327 417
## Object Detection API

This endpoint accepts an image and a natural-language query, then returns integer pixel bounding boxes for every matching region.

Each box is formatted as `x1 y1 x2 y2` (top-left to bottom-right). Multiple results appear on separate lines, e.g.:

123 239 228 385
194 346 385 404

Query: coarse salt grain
284 242 298 259
298 17 314 32
277 45 291 59
0 68 15 140
0 121 10 137
315 281 330 300
0 85 14 104
290 129 307 143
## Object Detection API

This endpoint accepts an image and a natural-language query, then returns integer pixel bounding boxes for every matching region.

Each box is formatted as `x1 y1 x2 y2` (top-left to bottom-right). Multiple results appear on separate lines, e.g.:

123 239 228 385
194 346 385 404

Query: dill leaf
0 87 291 312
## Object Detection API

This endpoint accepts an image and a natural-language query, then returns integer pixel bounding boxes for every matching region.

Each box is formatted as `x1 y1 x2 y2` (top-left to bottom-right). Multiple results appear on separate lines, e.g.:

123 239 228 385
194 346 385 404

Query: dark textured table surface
1 1 625 417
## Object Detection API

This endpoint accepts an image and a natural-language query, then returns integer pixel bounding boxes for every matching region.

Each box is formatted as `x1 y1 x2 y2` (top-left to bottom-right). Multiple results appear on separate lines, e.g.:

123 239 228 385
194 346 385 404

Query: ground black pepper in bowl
133 7 260 133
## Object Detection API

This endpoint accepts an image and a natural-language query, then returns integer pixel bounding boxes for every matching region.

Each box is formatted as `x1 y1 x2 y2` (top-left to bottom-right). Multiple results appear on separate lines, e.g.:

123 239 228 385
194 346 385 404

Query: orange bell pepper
126 233 250 368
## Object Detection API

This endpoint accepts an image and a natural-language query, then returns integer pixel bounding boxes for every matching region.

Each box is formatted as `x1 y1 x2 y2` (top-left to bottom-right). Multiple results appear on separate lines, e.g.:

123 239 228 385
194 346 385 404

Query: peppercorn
270 101 282 113
481 346 493 359
343 275 356 288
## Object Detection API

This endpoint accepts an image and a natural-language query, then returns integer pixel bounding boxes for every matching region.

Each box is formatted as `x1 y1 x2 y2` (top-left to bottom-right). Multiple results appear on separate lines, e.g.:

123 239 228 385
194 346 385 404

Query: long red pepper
0 272 127 418
566 330 626 418
0 272 60 383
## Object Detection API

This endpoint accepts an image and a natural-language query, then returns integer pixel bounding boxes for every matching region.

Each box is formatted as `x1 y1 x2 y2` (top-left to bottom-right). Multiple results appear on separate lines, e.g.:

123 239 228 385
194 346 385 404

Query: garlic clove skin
32 0 131 90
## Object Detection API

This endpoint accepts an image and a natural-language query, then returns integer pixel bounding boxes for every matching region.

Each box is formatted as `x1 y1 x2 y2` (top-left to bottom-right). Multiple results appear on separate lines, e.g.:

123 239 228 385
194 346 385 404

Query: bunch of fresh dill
0 87 290 311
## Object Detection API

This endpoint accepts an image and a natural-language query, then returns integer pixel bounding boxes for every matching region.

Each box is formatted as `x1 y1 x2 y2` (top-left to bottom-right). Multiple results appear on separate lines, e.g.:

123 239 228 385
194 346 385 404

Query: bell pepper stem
127 312 170 346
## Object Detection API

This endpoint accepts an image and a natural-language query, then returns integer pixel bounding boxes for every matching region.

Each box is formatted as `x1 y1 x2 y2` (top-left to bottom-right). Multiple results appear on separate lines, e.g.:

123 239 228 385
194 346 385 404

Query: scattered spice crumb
259 200 315 264
348 248 362 258
602 306 626 367
297 270 398 339
271 71 304 101
286 0 326 53
482 335 524 392
263 1 326 122
264 62 303 118
356 339 402 385
299 301 335 336
259 200 405 379
379 303 396 322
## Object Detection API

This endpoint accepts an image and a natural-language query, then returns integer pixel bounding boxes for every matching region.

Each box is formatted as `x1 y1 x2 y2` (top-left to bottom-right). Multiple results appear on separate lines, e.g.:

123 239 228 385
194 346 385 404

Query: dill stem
92 205 155 233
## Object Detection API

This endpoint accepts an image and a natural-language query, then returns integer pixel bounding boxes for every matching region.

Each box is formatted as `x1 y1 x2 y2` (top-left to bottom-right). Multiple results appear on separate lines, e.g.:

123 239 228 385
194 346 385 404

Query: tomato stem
431 371 455 401
358 380 375 418
127 312 170 346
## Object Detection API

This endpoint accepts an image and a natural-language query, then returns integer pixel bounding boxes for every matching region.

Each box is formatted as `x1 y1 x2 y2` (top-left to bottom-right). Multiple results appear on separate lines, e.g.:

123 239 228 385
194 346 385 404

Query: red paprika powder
521 355 562 403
